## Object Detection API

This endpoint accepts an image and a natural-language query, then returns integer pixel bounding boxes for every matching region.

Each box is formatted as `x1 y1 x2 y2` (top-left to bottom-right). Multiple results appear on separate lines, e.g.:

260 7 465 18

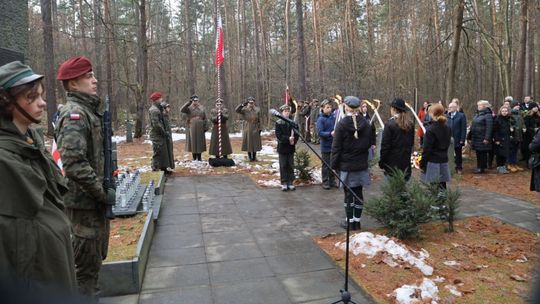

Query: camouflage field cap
0 61 43 91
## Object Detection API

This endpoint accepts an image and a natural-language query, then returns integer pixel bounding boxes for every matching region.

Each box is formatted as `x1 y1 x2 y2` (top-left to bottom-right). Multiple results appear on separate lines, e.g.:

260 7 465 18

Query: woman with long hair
379 98 415 180
420 103 452 189
331 96 376 230
493 105 514 174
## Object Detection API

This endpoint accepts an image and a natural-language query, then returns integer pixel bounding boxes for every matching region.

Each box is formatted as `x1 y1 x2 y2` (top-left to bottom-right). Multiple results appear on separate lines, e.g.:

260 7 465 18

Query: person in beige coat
236 96 262 161
181 95 208 161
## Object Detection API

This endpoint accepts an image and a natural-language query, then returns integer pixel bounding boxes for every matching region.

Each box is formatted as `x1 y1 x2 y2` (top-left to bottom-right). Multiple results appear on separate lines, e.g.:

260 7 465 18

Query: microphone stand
279 118 359 304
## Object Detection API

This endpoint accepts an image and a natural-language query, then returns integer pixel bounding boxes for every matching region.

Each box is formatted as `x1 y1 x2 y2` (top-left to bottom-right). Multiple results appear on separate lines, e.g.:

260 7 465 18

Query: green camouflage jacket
56 91 106 210
149 103 166 141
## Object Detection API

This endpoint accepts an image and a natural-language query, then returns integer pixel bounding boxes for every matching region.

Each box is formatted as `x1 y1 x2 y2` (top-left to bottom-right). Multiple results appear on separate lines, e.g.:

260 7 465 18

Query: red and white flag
215 13 224 66
51 139 64 176
284 85 290 105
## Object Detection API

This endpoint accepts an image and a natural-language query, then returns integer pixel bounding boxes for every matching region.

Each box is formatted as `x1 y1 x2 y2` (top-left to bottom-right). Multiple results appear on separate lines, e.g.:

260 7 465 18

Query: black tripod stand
271 111 360 304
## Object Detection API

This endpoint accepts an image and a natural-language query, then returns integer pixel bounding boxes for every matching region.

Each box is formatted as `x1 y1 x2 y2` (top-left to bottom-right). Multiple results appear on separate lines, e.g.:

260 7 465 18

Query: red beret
57 56 93 80
150 92 162 101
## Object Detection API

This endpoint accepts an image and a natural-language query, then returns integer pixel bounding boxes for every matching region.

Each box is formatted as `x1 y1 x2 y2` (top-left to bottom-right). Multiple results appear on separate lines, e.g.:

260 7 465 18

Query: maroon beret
150 92 162 101
57 56 93 80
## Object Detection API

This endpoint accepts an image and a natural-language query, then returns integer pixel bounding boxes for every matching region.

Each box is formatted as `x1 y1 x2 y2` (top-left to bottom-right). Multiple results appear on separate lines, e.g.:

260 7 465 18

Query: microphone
269 109 299 129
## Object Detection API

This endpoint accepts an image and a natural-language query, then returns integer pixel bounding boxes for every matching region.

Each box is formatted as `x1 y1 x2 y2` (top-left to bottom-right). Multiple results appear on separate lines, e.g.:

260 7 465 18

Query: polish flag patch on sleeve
70 113 81 120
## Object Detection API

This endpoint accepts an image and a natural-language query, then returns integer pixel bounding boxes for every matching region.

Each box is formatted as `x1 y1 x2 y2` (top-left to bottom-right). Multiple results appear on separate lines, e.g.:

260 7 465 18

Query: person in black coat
331 96 376 230
420 103 452 189
469 100 493 173
522 103 540 163
493 106 514 174
275 105 299 191
529 128 540 191
379 98 415 180
446 101 467 174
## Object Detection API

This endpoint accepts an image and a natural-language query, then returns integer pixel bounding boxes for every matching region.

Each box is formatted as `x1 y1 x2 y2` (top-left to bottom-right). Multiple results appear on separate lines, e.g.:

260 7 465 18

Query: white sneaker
288 185 296 191
281 185 288 191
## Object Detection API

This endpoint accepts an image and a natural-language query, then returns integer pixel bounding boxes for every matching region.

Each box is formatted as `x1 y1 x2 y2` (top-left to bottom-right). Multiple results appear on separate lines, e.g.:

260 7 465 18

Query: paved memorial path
101 174 540 304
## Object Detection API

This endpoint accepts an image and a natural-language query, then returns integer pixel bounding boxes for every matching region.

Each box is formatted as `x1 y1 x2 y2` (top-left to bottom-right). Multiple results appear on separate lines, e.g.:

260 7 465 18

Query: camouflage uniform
149 103 171 170
162 107 175 169
0 116 77 293
55 91 110 297
309 103 320 144
235 102 262 160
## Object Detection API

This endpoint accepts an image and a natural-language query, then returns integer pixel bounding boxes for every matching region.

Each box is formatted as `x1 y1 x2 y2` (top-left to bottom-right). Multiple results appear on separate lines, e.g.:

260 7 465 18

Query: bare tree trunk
295 0 307 100
285 0 291 89
445 0 464 103
104 0 115 123
185 0 196 95
514 0 528 101
78 0 88 54
134 0 148 138
93 0 103 98
40 0 57 135
312 0 323 93
251 0 261 103
366 0 374 56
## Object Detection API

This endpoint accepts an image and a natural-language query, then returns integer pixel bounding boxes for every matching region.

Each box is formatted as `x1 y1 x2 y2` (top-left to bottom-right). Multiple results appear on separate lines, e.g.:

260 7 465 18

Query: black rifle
103 96 116 219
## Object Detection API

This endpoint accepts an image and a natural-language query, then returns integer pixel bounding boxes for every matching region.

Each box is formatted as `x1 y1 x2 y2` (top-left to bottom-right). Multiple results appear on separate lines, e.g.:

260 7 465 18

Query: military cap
247 96 255 102
150 92 162 101
0 61 43 91
190 95 199 101
57 56 93 80
344 96 360 108
279 104 291 111
160 102 170 108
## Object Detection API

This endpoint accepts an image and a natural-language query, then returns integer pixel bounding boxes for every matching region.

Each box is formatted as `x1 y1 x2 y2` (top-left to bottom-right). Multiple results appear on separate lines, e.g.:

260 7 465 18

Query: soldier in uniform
55 56 116 299
236 96 262 161
295 100 311 139
148 92 171 172
181 95 207 161
161 102 175 170
209 98 232 158
0 62 77 294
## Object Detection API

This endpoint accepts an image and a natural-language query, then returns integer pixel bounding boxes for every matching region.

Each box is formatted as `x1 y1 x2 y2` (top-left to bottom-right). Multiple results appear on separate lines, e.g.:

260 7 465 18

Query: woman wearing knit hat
0 61 77 293
331 96 376 230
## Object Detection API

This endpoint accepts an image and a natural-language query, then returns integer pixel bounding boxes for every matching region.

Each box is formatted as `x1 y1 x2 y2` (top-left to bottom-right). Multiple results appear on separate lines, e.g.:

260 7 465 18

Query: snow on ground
392 278 439 304
116 131 255 144
335 232 433 276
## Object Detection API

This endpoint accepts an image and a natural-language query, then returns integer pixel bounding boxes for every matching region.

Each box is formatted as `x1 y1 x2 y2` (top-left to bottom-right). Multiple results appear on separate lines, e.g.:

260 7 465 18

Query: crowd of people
3 54 540 300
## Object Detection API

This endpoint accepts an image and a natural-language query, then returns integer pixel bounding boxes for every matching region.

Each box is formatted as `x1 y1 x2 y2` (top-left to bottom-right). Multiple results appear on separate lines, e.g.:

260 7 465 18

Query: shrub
365 170 432 239
294 149 312 181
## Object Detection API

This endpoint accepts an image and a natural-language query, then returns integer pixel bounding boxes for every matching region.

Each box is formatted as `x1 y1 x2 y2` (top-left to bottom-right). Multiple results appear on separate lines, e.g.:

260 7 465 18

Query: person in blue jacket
317 99 336 189
446 101 467 174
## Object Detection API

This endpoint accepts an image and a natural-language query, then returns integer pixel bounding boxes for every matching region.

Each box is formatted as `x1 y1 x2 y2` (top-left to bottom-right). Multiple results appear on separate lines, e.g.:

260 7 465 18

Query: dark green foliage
294 149 311 181
365 170 461 239
365 170 432 239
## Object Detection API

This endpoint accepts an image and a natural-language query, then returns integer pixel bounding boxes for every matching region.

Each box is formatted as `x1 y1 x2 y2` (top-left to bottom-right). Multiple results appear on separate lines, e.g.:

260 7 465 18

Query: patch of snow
259 144 277 155
393 278 439 304
444 285 462 297
112 135 126 143
143 140 152 144
311 169 322 184
335 232 433 276
172 133 185 141
257 179 282 188
443 260 460 266
432 276 446 283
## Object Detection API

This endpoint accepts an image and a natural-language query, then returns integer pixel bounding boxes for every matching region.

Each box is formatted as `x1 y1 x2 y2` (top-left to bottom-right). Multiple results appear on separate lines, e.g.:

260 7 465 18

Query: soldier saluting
55 56 116 299
148 92 172 172
236 96 262 161
181 95 207 161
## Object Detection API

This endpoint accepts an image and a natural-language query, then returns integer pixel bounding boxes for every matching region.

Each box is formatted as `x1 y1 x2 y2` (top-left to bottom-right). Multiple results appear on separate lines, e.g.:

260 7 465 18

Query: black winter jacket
470 109 493 151
275 119 299 154
331 115 375 172
493 115 514 157
529 129 540 191
379 117 414 177
420 121 451 169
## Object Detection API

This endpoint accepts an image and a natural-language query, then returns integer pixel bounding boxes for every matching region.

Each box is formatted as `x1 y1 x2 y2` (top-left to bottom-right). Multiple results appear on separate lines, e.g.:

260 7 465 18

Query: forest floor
315 216 539 303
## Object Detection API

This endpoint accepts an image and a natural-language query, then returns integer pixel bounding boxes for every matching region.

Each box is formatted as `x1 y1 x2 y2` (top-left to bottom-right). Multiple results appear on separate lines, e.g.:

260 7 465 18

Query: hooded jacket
331 114 375 171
